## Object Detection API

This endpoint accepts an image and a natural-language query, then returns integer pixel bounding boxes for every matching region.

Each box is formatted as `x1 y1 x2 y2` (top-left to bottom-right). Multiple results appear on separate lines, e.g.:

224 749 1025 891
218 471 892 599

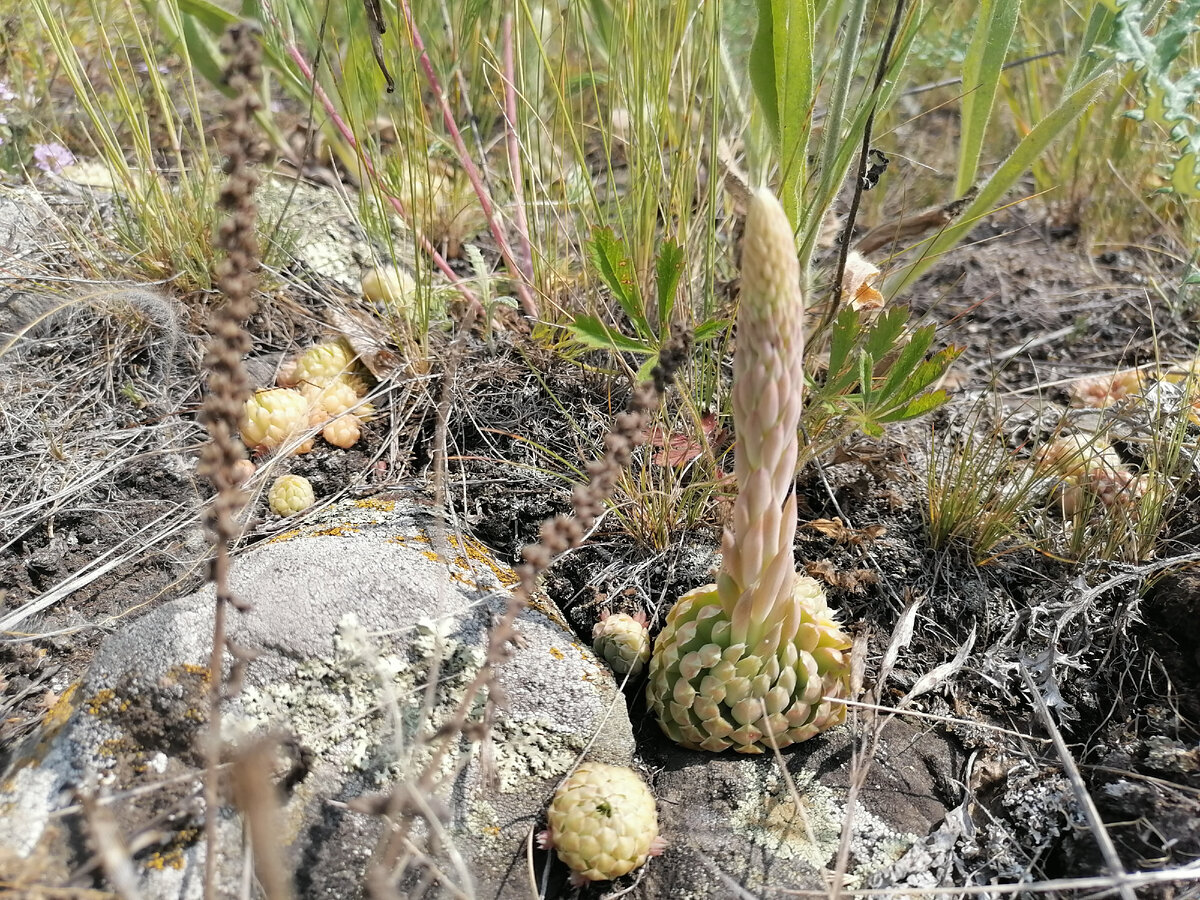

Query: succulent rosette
592 611 651 679
268 474 315 516
538 762 664 884
281 339 359 389
240 388 312 455
646 189 853 753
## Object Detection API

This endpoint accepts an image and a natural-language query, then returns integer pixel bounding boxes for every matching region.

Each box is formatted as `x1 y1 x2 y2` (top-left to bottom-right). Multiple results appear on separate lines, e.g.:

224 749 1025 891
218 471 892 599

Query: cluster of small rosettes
1068 369 1145 409
239 340 374 456
1034 432 1153 518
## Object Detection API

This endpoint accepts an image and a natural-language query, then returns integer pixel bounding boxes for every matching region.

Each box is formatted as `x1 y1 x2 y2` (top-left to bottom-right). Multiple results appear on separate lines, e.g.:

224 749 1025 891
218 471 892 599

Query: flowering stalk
717 188 808 653
646 189 852 754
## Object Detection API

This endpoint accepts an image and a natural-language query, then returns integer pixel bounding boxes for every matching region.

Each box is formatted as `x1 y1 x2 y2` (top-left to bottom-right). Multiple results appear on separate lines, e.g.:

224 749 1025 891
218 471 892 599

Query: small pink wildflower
32 143 76 174
0 81 15 102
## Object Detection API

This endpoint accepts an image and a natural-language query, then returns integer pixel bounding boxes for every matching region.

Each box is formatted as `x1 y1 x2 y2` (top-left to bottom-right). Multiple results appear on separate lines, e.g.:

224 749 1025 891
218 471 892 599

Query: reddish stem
396 0 538 319
502 15 535 284
281 42 482 315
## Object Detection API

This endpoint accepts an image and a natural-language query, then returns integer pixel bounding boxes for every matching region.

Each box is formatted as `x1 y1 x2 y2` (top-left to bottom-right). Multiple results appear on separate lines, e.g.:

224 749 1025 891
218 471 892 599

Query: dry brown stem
197 23 266 900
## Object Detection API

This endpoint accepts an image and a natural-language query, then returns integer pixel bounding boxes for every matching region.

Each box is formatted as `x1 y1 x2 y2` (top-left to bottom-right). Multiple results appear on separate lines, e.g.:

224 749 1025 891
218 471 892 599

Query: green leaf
774 0 816 224
693 318 729 342
655 239 685 333
864 307 910 362
173 0 232 32
894 352 960 402
826 306 860 382
876 324 936 403
879 389 951 423
749 0 780 142
565 316 654 354
635 354 661 384
587 227 651 339
956 0 1022 197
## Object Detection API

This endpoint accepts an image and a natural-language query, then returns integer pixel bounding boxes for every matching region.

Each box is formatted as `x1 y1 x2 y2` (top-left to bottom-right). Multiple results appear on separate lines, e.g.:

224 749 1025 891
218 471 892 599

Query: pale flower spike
646 188 853 754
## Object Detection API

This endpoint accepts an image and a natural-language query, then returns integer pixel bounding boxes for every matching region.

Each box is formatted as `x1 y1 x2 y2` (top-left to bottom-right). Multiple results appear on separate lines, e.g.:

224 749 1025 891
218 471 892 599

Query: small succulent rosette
538 762 665 885
268 474 315 516
592 611 651 680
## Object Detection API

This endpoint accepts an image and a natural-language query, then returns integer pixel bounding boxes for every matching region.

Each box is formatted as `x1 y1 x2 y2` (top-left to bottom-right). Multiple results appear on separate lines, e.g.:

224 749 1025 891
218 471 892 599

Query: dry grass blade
1019 664 1138 900
229 737 294 900
78 786 142 900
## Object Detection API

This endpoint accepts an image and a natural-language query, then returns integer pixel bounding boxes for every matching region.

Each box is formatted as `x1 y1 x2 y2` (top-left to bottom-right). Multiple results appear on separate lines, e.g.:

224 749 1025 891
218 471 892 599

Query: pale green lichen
233 613 486 786
730 761 916 885
490 716 585 793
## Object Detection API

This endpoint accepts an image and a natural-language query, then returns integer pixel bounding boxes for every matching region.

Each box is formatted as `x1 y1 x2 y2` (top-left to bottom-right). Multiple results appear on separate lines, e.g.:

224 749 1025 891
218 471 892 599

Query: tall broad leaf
956 0 1022 198
748 0 816 227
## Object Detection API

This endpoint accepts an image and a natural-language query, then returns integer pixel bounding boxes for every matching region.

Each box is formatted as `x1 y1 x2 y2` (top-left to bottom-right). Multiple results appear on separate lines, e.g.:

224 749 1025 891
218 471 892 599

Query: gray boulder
0 495 634 898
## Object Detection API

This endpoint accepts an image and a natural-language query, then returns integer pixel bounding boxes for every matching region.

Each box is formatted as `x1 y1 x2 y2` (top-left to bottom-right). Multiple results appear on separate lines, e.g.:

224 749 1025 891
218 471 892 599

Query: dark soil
3 197 1199 894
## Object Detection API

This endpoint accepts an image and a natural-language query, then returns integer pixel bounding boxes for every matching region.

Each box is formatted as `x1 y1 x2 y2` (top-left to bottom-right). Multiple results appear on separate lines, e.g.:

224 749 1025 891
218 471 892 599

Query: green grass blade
814 0 868 224
956 0 1022 198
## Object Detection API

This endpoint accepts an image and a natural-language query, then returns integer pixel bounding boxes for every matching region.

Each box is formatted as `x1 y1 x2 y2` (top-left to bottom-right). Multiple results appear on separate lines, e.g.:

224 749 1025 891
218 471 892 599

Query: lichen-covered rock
0 494 634 899
634 718 957 898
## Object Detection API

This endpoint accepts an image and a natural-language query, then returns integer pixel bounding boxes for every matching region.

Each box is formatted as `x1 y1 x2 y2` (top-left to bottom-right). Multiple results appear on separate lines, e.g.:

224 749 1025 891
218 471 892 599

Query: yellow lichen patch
308 525 362 538
267 529 302 545
168 663 211 683
85 689 129 716
97 737 135 759
142 827 200 872
523 591 567 626
354 498 396 512
549 647 565 660
42 683 78 730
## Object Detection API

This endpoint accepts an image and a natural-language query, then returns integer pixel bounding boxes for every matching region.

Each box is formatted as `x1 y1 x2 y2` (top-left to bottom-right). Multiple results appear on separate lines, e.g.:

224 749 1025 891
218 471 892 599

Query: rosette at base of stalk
646 576 851 753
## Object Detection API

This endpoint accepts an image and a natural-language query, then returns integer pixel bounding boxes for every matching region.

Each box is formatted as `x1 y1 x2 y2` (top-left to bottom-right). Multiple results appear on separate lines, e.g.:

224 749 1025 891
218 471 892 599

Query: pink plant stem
397 0 539 319
282 42 482 315
502 15 535 284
